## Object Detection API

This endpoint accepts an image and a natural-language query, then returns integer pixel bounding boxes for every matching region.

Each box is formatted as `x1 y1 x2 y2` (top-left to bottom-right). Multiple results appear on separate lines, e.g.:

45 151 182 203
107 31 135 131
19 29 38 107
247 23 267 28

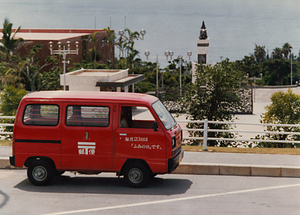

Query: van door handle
119 133 127 136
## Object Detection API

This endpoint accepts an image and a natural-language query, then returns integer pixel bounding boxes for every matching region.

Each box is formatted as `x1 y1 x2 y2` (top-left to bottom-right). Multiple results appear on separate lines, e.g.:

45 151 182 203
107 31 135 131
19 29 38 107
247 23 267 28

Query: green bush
260 89 300 148
0 85 27 139
1 85 27 115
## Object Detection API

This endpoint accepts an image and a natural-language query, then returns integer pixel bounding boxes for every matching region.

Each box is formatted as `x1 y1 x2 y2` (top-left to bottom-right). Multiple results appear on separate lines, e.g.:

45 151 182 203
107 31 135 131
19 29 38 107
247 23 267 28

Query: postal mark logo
78 142 96 155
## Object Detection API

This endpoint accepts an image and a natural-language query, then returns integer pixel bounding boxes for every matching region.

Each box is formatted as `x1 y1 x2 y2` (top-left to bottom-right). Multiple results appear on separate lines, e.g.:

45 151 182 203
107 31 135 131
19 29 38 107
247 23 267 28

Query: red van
10 91 183 187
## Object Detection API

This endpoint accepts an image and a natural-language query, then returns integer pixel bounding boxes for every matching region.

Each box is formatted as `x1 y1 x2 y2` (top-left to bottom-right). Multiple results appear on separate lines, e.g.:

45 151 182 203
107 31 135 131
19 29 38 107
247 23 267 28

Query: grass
182 145 300 155
0 140 12 146
2 140 300 155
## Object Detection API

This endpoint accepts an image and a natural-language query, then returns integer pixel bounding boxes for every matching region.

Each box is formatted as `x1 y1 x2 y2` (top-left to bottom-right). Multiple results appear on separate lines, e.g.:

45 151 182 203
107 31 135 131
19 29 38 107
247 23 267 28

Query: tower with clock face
197 21 209 64
192 21 210 83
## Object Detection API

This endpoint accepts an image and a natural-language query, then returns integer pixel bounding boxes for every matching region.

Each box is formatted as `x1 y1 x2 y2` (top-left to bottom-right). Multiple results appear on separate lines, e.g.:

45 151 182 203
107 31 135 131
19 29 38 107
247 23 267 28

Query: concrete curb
173 163 300 178
2 158 300 178
0 157 11 169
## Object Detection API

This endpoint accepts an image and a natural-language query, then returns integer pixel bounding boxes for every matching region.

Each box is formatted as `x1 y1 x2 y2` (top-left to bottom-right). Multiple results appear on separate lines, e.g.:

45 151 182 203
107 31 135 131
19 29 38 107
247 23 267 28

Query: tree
263 89 300 124
130 61 157 93
234 43 300 86
0 19 23 62
181 60 247 146
20 45 64 91
22 45 43 91
262 59 285 85
40 65 62 90
272 47 283 59
235 55 259 78
282 43 292 60
0 19 26 87
0 85 27 138
254 45 266 65
259 89 300 147
1 85 27 115
103 27 115 67
115 28 141 69
89 31 101 69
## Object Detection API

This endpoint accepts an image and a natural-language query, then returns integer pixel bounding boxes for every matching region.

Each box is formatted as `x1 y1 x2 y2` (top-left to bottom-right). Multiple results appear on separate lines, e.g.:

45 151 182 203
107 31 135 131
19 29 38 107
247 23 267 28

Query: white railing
1 117 300 149
177 119 300 151
0 116 15 135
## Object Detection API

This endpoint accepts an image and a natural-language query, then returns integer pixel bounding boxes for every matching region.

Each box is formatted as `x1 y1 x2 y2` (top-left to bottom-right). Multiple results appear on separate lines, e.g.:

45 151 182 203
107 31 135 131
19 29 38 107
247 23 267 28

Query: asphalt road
1 169 300 215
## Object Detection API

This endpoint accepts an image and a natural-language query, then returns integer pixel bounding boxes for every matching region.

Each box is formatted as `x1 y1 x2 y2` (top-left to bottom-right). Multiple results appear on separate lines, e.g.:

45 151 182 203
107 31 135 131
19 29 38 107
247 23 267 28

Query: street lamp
156 55 159 97
291 50 293 85
49 41 79 91
140 29 146 40
178 56 183 97
144 50 150 60
118 29 146 40
247 73 262 102
164 51 192 97
164 50 174 61
187 51 192 61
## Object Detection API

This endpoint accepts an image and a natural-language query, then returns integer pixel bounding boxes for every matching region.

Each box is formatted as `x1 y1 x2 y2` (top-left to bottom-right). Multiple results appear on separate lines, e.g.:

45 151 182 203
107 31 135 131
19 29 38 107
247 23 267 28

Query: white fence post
0 116 15 135
177 119 300 146
203 119 208 151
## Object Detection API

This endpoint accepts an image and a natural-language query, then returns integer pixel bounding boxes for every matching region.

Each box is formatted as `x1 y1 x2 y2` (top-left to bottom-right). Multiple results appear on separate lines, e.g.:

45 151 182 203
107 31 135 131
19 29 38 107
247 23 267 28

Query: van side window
120 106 155 129
66 105 110 127
23 104 59 126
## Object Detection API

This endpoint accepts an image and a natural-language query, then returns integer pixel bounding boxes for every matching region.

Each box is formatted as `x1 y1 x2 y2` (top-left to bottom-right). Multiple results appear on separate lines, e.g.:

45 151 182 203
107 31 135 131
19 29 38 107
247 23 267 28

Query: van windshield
152 100 177 130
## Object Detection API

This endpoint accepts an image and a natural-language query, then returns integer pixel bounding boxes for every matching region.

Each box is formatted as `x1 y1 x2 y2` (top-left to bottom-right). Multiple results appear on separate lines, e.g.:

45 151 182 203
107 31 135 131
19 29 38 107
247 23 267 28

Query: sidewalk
173 151 300 178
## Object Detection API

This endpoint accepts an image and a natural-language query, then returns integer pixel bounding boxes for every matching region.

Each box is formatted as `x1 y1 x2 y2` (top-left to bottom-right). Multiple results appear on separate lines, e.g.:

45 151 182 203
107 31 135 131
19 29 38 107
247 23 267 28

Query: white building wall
60 68 129 91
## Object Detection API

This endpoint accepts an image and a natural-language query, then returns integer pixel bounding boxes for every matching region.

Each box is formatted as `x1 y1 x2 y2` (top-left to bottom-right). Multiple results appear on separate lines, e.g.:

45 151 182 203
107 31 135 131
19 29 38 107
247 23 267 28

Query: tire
124 163 150 188
27 160 53 186
54 170 65 176
150 173 157 178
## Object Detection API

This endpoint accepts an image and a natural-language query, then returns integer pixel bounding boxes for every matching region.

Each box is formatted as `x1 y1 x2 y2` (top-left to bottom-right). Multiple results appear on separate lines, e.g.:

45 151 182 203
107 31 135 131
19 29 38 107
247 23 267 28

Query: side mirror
153 121 158 131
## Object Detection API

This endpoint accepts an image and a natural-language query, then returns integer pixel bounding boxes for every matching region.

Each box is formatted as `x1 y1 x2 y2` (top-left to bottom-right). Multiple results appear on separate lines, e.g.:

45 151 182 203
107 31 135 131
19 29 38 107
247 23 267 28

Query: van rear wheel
27 160 53 186
124 163 150 188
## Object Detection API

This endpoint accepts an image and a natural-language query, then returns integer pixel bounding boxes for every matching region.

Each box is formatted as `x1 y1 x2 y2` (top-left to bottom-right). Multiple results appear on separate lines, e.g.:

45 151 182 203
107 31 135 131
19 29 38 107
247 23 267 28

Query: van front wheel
124 163 150 188
27 160 53 186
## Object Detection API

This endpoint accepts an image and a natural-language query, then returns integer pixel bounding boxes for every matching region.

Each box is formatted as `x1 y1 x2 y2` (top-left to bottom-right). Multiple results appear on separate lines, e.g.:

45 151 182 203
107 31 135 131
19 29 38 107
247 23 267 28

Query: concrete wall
61 69 129 91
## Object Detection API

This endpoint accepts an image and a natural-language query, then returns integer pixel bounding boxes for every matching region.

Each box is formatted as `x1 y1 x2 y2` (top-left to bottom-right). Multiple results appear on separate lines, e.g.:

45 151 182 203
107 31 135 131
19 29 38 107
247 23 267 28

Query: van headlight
172 136 176 148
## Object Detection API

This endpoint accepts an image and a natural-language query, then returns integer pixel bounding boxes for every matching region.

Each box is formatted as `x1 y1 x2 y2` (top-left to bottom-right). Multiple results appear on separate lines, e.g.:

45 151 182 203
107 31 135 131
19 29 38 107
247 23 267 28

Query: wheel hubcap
33 166 47 182
129 168 143 183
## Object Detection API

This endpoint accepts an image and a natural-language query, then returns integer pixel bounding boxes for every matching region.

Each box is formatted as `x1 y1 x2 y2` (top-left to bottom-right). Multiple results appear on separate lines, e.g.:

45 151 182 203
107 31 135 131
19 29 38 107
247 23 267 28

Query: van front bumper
168 149 184 173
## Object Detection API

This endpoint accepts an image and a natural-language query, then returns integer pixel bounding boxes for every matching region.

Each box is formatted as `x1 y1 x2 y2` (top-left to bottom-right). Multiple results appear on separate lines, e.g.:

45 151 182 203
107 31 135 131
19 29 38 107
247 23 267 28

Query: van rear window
23 104 59 126
66 105 109 127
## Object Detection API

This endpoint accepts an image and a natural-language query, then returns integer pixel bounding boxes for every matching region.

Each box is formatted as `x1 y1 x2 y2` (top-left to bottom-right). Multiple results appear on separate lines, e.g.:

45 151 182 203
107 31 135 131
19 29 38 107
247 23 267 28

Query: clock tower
197 21 209 64
192 21 210 83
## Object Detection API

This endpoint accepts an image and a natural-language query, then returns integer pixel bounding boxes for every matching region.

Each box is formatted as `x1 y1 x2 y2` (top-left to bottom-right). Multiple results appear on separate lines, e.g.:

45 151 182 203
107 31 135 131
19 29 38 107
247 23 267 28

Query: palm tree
123 29 140 68
104 27 141 69
0 19 23 62
282 43 292 60
89 31 99 69
254 45 266 65
103 27 115 67
272 47 283 59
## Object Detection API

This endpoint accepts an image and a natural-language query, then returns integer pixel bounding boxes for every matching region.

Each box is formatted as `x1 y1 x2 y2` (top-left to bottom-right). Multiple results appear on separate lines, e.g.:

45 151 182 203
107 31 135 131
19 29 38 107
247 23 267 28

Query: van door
61 103 113 170
115 105 167 172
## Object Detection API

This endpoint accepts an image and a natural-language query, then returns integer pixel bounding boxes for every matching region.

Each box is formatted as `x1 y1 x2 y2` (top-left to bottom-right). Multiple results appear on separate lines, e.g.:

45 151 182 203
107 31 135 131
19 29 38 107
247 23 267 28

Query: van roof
22 91 158 104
